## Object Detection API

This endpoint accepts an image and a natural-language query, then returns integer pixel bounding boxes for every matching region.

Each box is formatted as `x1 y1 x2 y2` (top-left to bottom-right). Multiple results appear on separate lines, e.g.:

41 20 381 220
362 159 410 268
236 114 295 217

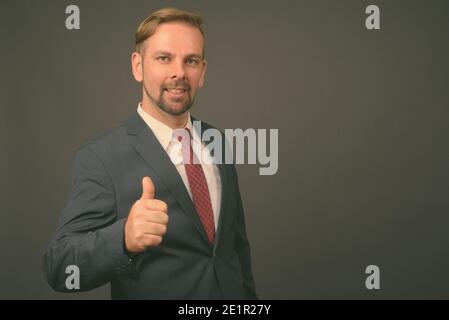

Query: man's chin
159 102 191 116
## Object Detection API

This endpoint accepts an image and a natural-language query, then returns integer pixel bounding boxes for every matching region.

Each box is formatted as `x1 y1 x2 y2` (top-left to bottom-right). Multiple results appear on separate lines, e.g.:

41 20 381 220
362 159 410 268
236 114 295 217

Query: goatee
144 81 195 116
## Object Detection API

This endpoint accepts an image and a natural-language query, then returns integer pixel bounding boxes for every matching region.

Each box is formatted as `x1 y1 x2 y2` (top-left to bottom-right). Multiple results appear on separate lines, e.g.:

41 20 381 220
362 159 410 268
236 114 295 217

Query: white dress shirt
137 104 221 230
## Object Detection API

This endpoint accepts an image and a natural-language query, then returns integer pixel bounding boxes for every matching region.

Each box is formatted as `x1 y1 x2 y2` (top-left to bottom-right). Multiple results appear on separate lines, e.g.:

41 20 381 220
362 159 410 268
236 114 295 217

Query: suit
42 111 258 299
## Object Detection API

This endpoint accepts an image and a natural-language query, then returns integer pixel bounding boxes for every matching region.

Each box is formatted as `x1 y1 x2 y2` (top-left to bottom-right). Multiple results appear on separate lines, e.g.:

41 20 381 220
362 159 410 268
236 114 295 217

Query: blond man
43 8 257 300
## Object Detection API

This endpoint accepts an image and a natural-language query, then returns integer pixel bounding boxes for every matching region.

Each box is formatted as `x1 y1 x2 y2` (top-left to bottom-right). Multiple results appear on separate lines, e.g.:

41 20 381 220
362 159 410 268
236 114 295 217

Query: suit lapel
126 112 212 246
195 117 231 251
213 163 229 251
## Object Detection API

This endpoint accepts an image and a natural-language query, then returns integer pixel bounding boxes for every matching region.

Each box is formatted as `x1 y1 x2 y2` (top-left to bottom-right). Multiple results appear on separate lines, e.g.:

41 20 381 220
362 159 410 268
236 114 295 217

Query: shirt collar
137 103 199 151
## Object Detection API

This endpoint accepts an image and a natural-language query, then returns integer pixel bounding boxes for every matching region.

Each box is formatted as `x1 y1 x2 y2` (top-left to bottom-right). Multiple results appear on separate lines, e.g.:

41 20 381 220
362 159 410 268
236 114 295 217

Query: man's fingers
133 220 167 237
141 176 155 200
142 234 163 248
142 211 169 225
126 177 168 251
140 199 168 212
141 222 167 236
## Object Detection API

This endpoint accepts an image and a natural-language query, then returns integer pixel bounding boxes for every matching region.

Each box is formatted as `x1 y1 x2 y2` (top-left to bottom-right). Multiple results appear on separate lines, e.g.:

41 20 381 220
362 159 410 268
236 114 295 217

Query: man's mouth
164 87 188 99
164 88 187 93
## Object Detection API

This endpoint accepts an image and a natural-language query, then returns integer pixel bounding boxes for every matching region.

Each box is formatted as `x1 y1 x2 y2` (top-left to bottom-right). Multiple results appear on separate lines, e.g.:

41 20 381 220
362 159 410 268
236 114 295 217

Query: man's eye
186 58 198 65
157 56 169 62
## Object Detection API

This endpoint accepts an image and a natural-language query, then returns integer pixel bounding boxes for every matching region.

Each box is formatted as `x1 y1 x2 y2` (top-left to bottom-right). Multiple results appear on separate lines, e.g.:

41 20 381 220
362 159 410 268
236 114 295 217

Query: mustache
163 80 191 91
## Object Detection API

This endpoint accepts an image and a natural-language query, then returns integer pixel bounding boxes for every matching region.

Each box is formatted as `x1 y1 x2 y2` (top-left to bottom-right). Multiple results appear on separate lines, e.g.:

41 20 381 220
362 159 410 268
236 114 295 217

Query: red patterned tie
173 128 216 243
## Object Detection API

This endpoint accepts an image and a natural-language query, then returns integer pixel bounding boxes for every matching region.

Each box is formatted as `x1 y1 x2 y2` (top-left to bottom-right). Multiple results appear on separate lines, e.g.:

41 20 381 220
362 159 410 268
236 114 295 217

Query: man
42 7 258 300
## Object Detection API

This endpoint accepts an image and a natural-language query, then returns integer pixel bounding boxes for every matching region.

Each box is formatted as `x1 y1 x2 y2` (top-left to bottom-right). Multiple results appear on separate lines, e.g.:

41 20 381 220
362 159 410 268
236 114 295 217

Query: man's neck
140 100 189 129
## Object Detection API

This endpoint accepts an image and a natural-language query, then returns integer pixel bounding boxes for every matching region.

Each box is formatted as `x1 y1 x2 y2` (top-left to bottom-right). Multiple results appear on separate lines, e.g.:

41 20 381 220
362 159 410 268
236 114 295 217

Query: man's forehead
154 21 202 34
143 23 204 57
149 22 203 44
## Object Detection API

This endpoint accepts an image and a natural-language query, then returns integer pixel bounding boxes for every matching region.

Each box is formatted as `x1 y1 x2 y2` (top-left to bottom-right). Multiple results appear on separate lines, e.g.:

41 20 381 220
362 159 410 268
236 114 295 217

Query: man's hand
124 177 169 253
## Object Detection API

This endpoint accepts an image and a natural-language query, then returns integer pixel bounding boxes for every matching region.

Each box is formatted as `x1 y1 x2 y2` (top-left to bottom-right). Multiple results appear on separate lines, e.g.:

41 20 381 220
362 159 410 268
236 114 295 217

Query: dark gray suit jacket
42 111 257 299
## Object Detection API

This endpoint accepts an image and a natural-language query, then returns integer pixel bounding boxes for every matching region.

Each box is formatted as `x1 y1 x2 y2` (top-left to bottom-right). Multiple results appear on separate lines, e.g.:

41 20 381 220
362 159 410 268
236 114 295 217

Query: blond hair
135 7 205 56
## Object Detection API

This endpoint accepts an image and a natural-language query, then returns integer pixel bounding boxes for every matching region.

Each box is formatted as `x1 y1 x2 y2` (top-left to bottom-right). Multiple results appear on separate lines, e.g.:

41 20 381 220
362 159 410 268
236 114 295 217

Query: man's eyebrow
152 51 173 57
152 51 203 60
185 54 203 60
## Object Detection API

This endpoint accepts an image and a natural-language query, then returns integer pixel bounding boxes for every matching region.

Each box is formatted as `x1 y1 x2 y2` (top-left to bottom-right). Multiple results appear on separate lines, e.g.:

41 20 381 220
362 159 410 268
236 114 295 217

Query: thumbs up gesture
124 177 169 253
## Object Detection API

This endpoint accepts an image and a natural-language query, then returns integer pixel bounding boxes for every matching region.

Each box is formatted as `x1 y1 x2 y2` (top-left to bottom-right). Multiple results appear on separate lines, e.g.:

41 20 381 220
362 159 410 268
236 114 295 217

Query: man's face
132 22 207 116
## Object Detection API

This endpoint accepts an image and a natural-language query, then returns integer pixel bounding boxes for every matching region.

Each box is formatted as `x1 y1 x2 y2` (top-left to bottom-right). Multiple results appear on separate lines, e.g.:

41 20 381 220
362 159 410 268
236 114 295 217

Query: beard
144 80 195 116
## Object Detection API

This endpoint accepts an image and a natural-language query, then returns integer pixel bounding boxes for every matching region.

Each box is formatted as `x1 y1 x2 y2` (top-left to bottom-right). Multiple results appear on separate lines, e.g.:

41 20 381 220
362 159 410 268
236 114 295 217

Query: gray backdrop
1 0 448 299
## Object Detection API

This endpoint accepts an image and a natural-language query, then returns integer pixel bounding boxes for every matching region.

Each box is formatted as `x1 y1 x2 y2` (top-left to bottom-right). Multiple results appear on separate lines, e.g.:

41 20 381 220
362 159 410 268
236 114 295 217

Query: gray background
1 0 448 299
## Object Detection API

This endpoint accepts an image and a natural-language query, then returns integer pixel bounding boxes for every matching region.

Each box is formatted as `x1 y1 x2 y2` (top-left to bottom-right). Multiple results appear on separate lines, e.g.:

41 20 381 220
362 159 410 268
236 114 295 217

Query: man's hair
135 7 205 56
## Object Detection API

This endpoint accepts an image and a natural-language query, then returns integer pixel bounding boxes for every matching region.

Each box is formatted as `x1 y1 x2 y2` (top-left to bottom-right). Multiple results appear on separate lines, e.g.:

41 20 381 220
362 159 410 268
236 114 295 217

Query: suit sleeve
42 146 135 292
232 166 258 299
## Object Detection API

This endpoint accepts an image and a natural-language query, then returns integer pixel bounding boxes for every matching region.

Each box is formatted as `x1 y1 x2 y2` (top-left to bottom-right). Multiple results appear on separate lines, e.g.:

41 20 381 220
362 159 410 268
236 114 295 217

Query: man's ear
198 59 207 88
131 52 143 82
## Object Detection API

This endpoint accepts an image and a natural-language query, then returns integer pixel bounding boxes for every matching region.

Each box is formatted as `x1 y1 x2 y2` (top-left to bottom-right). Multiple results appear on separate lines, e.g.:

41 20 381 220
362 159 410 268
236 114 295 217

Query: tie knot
173 128 192 145
172 128 193 165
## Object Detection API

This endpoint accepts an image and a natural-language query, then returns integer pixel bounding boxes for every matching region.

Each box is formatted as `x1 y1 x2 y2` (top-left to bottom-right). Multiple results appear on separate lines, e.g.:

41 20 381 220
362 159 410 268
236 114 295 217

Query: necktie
173 128 216 243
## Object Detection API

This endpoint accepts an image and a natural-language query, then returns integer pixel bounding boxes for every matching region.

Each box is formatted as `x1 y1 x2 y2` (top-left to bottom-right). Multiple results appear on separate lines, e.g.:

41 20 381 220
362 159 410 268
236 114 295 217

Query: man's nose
170 59 186 80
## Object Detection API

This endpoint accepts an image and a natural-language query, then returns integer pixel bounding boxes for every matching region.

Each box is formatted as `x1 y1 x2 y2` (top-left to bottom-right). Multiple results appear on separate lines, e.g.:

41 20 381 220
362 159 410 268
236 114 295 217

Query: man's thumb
141 176 155 199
